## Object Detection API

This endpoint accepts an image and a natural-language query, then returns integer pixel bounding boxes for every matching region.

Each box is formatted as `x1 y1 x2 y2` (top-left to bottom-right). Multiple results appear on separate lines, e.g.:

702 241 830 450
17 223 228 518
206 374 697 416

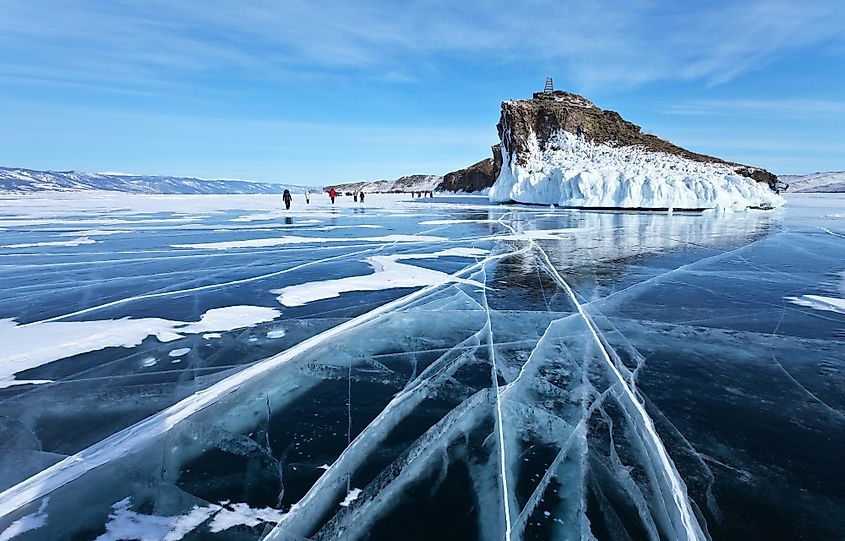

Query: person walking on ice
305 190 310 204
282 189 293 210
328 188 337 204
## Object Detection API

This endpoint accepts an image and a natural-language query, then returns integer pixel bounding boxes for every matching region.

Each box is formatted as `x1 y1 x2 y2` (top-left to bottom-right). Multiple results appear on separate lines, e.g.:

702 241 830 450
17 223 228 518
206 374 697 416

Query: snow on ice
0 306 280 388
272 247 487 306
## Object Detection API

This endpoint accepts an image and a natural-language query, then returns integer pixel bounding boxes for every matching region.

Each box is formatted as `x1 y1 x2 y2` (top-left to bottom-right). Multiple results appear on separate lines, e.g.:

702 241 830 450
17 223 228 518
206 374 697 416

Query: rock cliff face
499 91 779 189
438 145 502 193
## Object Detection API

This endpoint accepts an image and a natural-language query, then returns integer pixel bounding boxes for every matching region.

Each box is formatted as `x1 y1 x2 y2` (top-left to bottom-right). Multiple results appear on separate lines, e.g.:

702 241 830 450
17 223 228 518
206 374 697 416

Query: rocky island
488 90 784 210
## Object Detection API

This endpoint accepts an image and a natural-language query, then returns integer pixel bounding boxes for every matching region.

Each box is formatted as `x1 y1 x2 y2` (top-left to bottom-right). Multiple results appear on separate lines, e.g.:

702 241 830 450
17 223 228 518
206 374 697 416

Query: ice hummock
490 131 785 211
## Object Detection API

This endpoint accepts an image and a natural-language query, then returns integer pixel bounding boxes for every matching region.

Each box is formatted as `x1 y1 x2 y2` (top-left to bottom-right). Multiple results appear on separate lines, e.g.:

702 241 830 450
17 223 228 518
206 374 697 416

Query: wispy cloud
1 0 842 91
663 99 845 117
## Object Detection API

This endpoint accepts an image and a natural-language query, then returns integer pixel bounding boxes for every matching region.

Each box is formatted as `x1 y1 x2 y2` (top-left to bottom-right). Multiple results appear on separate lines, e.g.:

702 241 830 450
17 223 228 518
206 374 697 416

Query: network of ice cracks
0 198 775 541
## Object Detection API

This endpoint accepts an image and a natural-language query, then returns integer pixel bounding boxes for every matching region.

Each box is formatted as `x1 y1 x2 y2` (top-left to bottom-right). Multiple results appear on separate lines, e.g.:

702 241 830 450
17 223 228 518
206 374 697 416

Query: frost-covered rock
489 90 784 210
490 132 784 211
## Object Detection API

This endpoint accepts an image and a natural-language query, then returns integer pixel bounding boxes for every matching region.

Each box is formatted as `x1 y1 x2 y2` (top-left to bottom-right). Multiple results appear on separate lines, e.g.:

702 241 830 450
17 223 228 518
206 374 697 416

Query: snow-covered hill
326 174 442 194
779 172 845 193
0 166 312 194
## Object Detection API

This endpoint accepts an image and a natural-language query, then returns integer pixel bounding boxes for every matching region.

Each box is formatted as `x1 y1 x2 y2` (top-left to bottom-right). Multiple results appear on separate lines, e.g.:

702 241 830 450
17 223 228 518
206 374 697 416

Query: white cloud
0 0 842 90
663 99 845 117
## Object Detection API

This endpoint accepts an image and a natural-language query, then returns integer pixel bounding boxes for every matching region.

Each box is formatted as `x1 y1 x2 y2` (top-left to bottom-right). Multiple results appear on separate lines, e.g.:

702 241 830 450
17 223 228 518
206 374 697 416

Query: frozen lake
0 192 843 540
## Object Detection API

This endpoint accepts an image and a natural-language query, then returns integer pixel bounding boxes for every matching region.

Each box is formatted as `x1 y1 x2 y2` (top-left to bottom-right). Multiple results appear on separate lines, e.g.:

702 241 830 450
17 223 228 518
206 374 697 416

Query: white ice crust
172 234 444 251
2 237 96 248
489 131 784 211
0 306 280 388
90 497 284 541
785 294 845 314
0 499 48 541
272 247 487 306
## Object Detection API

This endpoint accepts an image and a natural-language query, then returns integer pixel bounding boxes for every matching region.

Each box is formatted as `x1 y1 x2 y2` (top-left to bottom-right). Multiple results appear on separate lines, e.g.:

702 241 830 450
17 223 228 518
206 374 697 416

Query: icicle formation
490 131 784 211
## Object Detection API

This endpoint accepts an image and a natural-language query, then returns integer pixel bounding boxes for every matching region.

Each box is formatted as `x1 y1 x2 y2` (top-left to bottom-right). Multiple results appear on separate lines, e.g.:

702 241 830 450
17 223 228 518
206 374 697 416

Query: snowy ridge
490 131 784 210
779 171 845 193
327 174 443 194
0 166 311 194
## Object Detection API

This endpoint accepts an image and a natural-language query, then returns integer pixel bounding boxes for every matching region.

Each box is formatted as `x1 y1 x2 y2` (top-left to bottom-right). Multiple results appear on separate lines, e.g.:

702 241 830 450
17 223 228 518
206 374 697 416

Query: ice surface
490 131 784 210
0 192 843 540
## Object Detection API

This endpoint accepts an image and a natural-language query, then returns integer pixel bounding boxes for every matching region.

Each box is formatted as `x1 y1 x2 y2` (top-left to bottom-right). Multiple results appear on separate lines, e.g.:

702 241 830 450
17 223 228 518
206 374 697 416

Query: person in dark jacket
283 189 292 210
359 191 365 203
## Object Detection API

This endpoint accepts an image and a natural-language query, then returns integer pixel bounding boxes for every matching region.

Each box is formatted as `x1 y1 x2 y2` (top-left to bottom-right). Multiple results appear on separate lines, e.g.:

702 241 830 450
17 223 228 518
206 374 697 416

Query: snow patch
168 348 191 358
272 248 487 306
785 294 845 315
56 229 130 237
0 498 49 541
172 234 444 251
207 502 285 533
2 237 96 248
418 218 501 225
0 306 280 388
91 497 286 540
339 488 362 508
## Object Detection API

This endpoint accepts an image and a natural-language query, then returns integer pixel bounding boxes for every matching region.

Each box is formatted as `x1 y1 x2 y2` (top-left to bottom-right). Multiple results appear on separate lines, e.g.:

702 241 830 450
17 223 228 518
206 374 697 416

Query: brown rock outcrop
498 90 779 190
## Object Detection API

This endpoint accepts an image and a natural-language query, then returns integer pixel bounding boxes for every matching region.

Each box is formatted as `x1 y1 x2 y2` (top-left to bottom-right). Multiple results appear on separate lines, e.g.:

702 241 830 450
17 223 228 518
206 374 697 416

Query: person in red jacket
328 188 337 204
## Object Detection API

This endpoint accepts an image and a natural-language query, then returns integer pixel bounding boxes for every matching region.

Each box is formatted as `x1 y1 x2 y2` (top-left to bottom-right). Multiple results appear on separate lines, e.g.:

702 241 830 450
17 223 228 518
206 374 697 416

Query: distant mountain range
325 174 443 194
778 171 845 193
4 164 841 198
0 166 312 194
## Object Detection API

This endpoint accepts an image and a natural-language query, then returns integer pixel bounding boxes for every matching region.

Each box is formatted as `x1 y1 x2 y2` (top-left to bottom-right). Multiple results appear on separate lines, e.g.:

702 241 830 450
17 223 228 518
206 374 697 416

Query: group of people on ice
326 188 365 204
281 187 366 209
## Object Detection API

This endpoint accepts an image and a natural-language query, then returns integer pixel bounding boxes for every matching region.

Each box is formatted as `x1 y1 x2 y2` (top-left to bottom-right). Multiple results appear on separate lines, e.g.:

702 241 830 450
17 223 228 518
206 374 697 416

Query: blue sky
0 0 843 184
